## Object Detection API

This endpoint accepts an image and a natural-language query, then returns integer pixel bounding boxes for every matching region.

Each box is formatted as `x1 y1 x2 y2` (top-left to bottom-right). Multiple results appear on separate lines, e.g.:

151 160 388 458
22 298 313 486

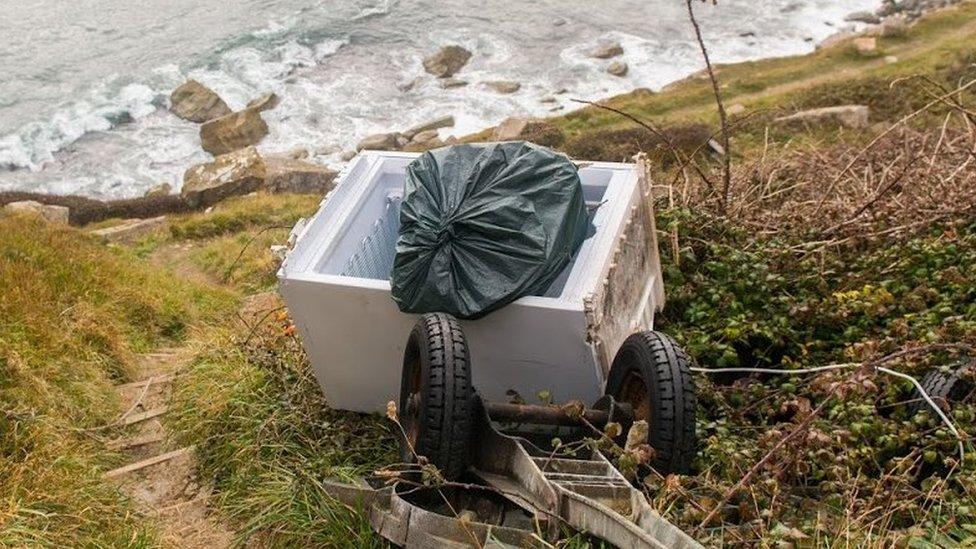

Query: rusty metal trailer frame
320 397 702 548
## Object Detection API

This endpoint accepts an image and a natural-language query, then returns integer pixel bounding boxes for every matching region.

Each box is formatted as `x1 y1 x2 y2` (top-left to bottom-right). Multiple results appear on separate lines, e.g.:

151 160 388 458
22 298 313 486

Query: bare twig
819 155 922 238
685 0 732 212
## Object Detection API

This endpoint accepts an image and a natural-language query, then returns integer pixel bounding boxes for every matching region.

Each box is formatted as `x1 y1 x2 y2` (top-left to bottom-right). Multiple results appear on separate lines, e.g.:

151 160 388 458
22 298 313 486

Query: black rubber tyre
908 361 974 416
605 331 697 474
399 313 474 481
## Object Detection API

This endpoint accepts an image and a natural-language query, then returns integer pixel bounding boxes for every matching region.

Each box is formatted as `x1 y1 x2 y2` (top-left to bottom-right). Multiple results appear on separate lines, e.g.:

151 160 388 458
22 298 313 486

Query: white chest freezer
279 150 664 412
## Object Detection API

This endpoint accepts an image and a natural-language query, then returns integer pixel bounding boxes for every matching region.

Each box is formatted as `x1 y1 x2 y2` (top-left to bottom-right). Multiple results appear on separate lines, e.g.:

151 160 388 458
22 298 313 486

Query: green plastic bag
391 141 588 319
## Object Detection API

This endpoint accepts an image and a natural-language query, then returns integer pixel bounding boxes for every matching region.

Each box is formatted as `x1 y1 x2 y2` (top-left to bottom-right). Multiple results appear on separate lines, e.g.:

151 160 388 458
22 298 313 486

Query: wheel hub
617 370 651 424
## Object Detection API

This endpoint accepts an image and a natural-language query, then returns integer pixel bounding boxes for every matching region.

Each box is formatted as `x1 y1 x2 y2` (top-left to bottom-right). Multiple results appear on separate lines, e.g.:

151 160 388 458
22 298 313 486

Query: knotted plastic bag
391 141 588 319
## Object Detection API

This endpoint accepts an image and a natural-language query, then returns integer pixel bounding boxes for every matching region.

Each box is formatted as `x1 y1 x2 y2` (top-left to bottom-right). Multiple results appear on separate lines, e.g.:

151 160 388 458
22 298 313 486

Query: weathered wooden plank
103 447 193 479
120 405 168 426
106 433 165 450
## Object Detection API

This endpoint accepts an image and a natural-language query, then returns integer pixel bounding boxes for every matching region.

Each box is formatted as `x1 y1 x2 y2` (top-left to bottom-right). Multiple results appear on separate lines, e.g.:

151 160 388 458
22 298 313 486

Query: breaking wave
0 29 347 172
0 83 160 171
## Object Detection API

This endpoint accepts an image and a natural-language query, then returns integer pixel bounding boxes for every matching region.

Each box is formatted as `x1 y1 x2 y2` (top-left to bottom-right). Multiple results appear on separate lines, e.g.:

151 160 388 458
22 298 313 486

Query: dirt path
103 349 235 548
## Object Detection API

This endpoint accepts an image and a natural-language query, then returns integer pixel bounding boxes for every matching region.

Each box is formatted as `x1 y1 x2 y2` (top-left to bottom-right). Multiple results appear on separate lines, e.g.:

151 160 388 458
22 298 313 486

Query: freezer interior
311 166 613 299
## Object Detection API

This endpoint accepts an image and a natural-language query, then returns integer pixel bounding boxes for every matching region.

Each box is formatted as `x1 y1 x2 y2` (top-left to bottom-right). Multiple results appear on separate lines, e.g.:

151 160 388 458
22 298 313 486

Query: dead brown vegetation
562 124 713 164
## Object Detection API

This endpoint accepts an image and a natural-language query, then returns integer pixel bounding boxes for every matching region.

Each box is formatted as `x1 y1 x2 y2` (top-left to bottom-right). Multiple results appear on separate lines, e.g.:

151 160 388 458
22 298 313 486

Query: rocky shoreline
1 0 964 234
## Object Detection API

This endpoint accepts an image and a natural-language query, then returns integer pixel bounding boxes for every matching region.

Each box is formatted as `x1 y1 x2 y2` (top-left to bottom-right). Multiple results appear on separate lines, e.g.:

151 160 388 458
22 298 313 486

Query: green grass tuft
169 326 396 547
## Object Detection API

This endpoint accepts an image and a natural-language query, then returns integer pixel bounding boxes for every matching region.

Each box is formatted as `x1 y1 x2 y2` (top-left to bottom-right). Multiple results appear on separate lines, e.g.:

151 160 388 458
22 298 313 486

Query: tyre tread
607 331 697 474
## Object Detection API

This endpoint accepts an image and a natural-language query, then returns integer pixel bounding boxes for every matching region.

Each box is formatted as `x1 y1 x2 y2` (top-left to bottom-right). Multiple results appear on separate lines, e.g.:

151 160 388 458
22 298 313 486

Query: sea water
0 0 878 198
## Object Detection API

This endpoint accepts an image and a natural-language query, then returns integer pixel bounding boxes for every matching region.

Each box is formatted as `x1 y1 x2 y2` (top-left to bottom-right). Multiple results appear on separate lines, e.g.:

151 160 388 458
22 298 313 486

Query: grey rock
246 92 280 113
438 78 469 89
867 16 909 37
356 132 401 151
845 11 882 24
396 78 419 92
144 182 173 197
90 217 168 244
606 61 629 77
484 80 521 94
410 129 440 144
817 30 858 50
265 156 338 194
588 41 623 59
491 117 564 145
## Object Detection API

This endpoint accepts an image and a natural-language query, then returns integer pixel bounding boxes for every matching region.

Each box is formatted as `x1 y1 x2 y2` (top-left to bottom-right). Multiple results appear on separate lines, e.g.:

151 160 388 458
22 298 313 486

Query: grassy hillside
552 1 976 160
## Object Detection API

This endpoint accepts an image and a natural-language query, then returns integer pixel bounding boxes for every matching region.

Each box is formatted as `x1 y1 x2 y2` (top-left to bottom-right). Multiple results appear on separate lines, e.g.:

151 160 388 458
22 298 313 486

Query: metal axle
483 401 632 428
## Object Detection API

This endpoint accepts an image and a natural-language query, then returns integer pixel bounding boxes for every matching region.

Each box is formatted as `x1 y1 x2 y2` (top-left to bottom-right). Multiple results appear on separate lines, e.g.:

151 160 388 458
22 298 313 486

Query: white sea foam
0 83 161 171
0 0 884 197
353 0 397 20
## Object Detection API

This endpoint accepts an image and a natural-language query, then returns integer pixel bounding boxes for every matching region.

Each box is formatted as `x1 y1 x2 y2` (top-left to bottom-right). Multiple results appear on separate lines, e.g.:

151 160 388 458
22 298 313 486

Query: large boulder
356 132 401 151
169 80 232 123
2 200 69 225
775 105 870 129
199 107 269 156
182 147 267 208
264 156 338 194
423 45 472 78
402 116 455 139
